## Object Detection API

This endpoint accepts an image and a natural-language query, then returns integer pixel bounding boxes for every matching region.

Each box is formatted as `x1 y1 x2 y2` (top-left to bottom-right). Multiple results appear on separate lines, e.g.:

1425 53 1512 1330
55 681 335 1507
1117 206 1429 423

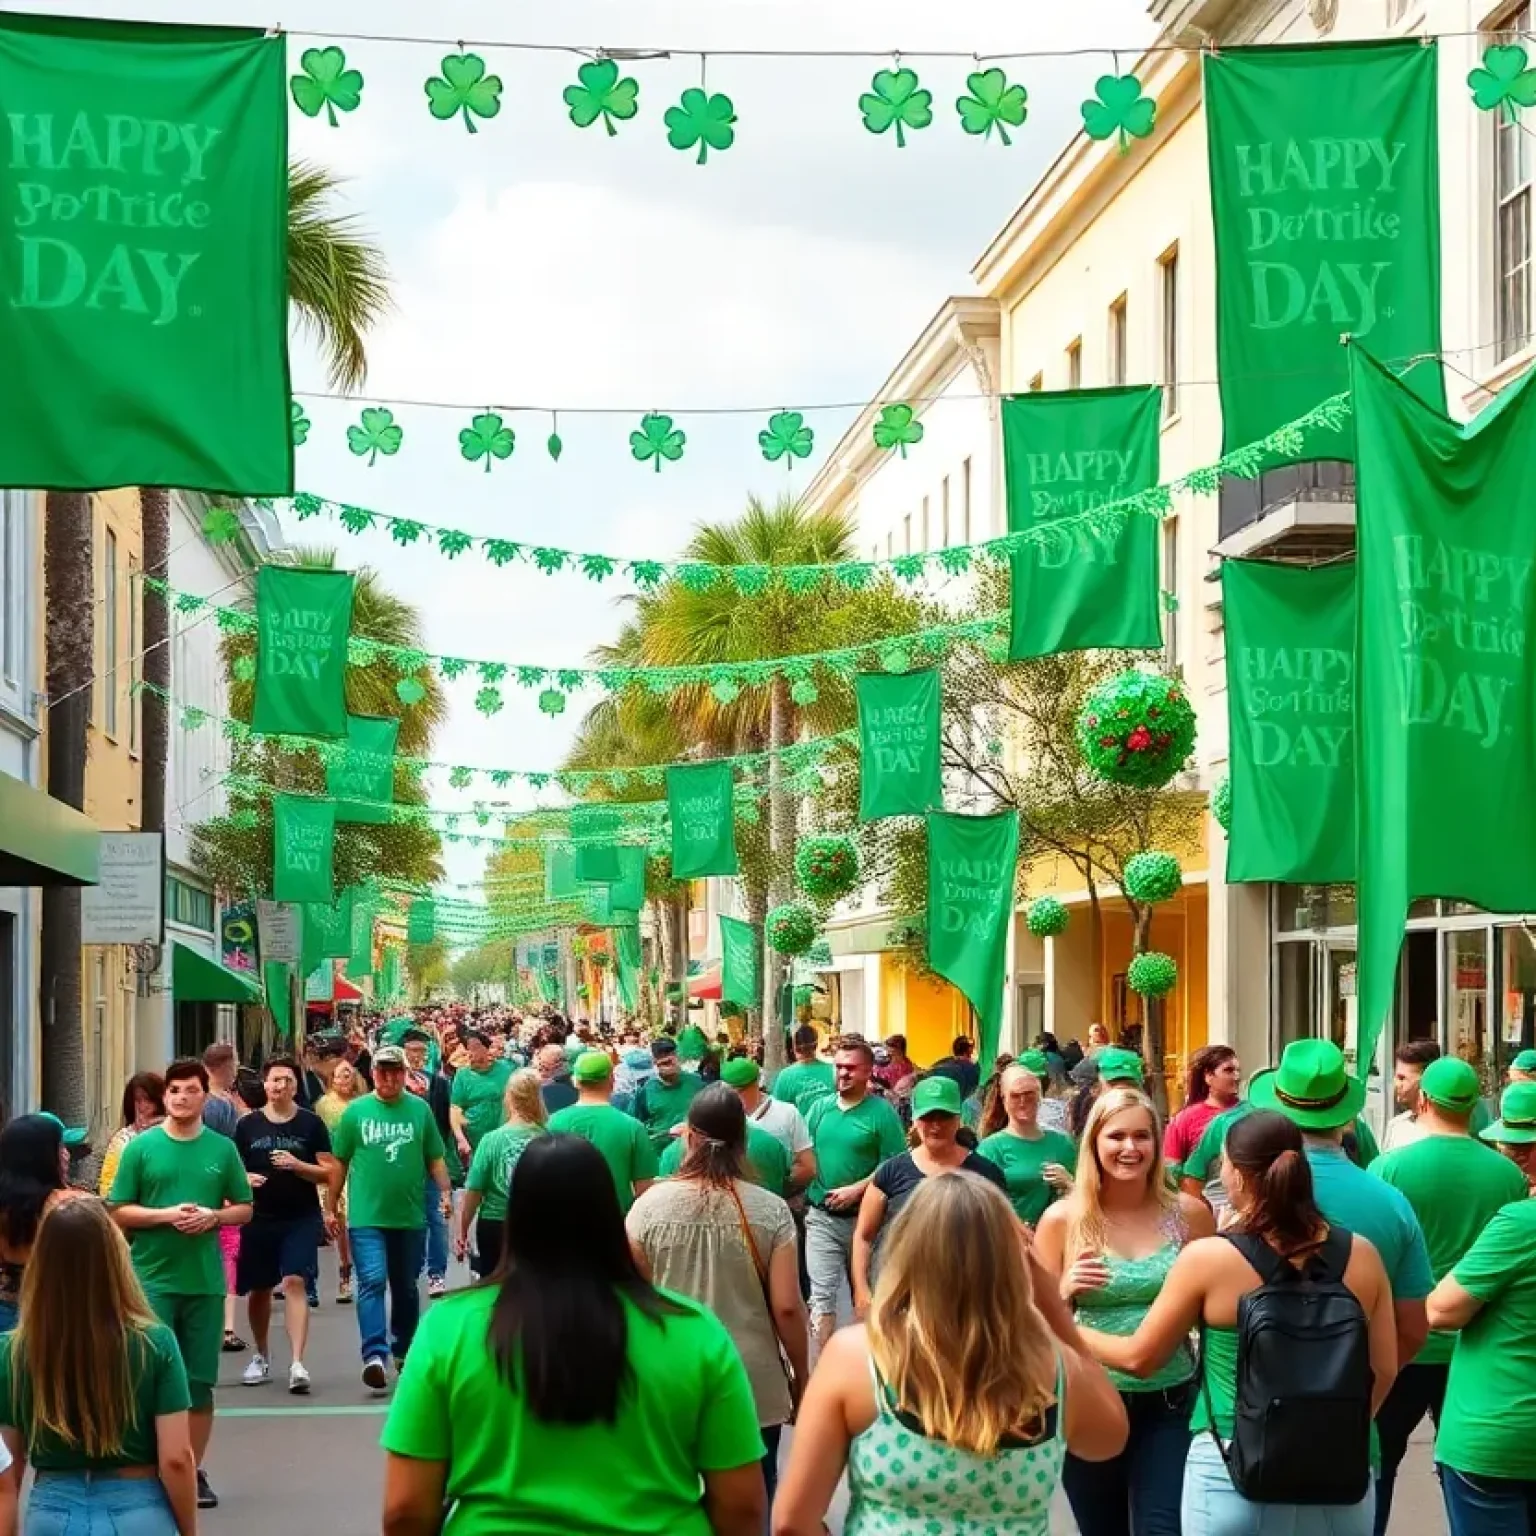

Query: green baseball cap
573 1050 613 1084
1481 1081 1536 1145
1247 1038 1365 1131
721 1057 760 1089
1018 1049 1050 1076
1098 1047 1145 1086
1510 1049 1536 1075
911 1076 963 1119
1420 1057 1482 1115
37 1111 89 1146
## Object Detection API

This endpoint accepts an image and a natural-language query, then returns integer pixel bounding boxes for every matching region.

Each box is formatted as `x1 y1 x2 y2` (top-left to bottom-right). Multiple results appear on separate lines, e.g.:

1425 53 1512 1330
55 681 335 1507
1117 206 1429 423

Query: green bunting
251 567 355 740
604 846 647 915
272 794 336 905
545 844 580 901
573 806 621 882
720 914 761 1009
666 761 739 879
302 887 354 973
857 669 943 821
616 921 642 1010
406 897 436 946
327 715 399 824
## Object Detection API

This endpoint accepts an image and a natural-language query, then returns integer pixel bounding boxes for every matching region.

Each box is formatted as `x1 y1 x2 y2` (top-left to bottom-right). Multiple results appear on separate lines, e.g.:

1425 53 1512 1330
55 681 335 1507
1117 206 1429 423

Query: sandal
222 1330 246 1353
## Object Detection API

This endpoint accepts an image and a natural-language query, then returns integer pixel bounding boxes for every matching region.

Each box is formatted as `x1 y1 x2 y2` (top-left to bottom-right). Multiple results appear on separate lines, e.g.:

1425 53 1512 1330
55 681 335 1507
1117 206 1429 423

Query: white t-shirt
746 1095 812 1160
1382 1109 1428 1152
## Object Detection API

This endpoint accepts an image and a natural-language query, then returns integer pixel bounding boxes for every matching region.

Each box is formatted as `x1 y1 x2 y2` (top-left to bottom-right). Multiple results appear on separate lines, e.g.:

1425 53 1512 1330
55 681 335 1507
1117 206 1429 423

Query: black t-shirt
235 1108 332 1222
872 1150 1006 1226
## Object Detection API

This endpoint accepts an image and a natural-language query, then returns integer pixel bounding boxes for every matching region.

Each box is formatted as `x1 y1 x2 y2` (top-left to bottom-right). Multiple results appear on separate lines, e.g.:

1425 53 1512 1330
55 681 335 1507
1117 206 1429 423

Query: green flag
1222 560 1356 884
346 892 374 980
302 887 353 974
328 715 399 824
720 914 761 1010
263 961 292 1036
407 898 435 946
271 795 334 905
545 844 579 901
616 921 641 1011
251 567 354 740
1204 41 1443 463
0 16 290 495
926 809 1019 1077
380 946 402 1003
1354 346 1536 1073
1004 386 1163 658
666 762 739 878
605 846 647 914
857 669 943 821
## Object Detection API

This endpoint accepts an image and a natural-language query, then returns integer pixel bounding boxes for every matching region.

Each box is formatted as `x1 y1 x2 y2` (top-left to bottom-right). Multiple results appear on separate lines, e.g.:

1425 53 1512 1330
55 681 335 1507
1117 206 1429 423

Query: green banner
926 809 1020 1077
616 921 641 1011
720 914 761 1010
1354 346 1536 1073
857 669 943 821
1004 386 1163 658
251 567 354 740
345 893 374 980
271 794 335 905
0 16 290 495
666 761 739 879
1222 561 1356 884
302 887 353 974
263 960 292 1036
545 843 579 901
328 715 398 824
1204 40 1443 462
604 846 647 915
380 945 402 1003
407 897 436 946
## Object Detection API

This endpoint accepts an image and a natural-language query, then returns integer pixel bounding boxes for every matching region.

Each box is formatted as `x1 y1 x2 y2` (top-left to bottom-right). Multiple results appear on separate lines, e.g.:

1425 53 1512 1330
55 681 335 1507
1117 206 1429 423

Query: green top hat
1247 1038 1365 1131
1481 1081 1536 1146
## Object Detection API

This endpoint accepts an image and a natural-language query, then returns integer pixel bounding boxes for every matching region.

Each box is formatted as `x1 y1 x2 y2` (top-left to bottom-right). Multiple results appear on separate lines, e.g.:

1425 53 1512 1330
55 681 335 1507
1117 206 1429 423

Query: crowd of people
0 1004 1526 1535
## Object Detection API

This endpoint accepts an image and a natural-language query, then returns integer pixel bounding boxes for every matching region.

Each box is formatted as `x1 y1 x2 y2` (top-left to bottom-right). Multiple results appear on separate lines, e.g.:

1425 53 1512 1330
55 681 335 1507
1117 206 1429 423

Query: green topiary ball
1075 671 1197 790
795 835 861 902
1122 851 1182 905
1026 897 1070 938
766 903 818 956
1127 950 1178 998
1212 776 1231 832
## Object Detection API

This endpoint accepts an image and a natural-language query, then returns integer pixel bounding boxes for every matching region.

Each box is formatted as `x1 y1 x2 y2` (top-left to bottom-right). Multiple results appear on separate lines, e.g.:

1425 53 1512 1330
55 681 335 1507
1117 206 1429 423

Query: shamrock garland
564 59 640 134
956 69 1027 145
760 411 815 467
860 67 933 147
665 89 737 163
631 413 686 471
347 407 404 466
425 53 503 132
290 401 310 446
1081 74 1156 153
1468 44 1536 123
290 46 364 127
460 412 515 470
872 403 924 458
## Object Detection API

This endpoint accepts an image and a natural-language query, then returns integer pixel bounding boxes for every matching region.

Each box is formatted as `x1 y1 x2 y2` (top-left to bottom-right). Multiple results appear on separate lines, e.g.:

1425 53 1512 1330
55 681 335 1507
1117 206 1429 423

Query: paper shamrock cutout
395 677 426 706
348 407 403 466
630 412 686 471
202 506 241 544
232 655 257 682
760 410 814 466
790 678 819 706
547 430 563 462
664 88 736 164
538 688 567 716
474 686 504 716
290 400 310 446
460 412 515 470
565 59 640 135
1081 74 1155 153
872 403 924 458
956 68 1027 146
291 47 364 127
425 53 503 133
859 68 933 148
1468 44 1536 124
711 679 741 705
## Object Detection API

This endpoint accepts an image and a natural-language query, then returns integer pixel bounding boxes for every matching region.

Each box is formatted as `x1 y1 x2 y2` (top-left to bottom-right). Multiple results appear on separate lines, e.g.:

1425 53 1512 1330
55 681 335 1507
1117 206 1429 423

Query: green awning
0 770 99 887
171 942 263 1005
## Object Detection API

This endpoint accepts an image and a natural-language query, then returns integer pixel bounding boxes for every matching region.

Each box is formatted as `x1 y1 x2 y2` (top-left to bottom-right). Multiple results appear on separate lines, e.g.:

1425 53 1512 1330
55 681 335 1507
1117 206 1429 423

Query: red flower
1126 725 1153 752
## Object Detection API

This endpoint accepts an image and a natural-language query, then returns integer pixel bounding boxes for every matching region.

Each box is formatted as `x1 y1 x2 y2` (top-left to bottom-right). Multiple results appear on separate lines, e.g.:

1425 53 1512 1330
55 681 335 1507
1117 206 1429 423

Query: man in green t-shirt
328 1046 451 1393
771 1024 835 1114
550 1052 658 1212
110 1056 252 1512
449 1029 513 1161
631 1039 702 1155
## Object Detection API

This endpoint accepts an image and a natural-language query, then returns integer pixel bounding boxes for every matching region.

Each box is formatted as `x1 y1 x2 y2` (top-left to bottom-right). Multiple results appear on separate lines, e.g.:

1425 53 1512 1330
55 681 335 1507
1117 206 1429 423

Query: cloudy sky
44 0 1154 889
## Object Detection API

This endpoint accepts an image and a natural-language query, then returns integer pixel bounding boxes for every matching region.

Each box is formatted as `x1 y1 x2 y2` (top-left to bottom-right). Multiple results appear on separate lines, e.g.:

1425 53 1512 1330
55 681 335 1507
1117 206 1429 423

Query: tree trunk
41 492 93 1125
762 676 793 1079
1131 901 1168 1115
745 880 767 1054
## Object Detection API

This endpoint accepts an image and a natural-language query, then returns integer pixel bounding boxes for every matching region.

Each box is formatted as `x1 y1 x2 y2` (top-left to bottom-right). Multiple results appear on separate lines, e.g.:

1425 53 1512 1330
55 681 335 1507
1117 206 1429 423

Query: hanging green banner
271 794 335 905
263 961 292 1036
302 886 354 974
720 914 761 1009
0 15 290 495
666 761 739 878
572 806 621 883
604 846 647 915
345 893 374 980
1354 346 1536 1074
857 669 943 821
1222 560 1356 884
407 897 436 946
545 844 579 901
380 946 402 1003
1004 386 1163 659
616 921 641 1011
927 809 1020 1077
328 715 398 825
1204 40 1443 463
251 567 355 740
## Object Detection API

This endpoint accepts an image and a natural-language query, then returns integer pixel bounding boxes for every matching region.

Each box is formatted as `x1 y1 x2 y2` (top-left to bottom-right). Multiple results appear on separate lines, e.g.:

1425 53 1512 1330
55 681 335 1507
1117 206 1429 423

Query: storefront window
1445 929 1491 1095
1276 943 1316 1051
1496 925 1536 1089
1276 884 1356 932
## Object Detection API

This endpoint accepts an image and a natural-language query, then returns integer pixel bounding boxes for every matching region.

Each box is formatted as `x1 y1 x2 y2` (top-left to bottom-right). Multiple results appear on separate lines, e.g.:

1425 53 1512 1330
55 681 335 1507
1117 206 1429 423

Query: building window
1109 295 1128 386
128 555 140 754
961 457 972 544
1066 338 1082 390
1160 246 1180 417
1496 5 1533 361
165 875 214 933
920 495 930 551
1162 517 1180 670
1028 372 1043 393
940 475 951 546
103 526 118 738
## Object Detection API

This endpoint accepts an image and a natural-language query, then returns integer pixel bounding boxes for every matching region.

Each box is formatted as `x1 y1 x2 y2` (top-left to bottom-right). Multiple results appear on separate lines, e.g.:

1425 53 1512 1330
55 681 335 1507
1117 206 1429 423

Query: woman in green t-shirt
0 1197 197 1535
382 1133 766 1536
456 1068 548 1279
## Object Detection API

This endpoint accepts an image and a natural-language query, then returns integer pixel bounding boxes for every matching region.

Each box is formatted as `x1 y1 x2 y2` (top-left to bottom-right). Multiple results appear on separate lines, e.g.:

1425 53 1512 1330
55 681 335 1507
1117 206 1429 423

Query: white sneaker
362 1357 388 1393
242 1354 270 1386
288 1361 311 1395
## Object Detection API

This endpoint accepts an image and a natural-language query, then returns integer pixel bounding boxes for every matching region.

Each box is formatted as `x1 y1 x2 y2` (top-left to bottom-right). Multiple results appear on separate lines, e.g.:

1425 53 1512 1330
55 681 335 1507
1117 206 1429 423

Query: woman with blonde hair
1035 1087 1214 1536
314 1057 366 1303
456 1068 548 1279
0 1198 197 1535
773 1172 1128 1536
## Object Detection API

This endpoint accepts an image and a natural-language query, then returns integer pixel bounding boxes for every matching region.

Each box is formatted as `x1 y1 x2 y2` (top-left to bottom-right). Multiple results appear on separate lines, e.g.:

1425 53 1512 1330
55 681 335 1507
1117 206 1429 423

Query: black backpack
1202 1228 1372 1506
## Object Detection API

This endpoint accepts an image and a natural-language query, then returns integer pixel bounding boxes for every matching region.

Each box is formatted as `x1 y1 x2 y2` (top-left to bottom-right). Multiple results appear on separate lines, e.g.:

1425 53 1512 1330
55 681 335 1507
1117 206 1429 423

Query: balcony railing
1218 460 1356 542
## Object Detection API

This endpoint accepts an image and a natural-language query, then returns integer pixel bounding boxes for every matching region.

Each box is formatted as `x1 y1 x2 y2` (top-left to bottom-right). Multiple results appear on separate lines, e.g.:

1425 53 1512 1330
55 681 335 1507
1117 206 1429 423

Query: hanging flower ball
1075 671 1196 789
766 902 818 956
1127 950 1178 998
1026 896 1069 938
1122 851 1182 905
1212 776 1231 832
795 835 861 902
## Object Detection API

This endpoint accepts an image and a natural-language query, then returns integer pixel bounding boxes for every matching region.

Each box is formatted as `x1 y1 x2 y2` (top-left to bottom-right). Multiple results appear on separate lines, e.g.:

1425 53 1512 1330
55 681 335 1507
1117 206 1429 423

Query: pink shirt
1163 1098 1226 1166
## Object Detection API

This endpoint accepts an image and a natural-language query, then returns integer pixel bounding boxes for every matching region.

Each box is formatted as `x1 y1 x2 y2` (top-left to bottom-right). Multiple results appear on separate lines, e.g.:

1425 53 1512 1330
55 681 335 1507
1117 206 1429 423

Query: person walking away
1164 1046 1241 1179
406 1031 461 1299
656 1095 790 1196
98 1074 166 1197
0 1199 194 1536
0 1116 91 1336
381 1134 766 1536
925 1036 981 1100
326 1045 450 1393
448 1030 511 1163
1079 1110 1396 1536
770 1026 834 1116
803 1037 906 1351
457 1069 547 1279
1480 1080 1536 1193
632 1039 704 1156
108 1059 252 1511
314 1058 364 1302
721 1057 815 1198
1382 1040 1443 1153
773 1172 1129 1536
628 1086 808 1513
978 1063 1078 1226
234 1055 337 1396
548 1052 657 1213
533 1043 578 1115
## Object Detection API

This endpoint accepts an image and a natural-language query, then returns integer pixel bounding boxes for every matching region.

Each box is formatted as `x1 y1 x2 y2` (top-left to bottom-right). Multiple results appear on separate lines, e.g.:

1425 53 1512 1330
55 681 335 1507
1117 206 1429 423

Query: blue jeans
26 1473 177 1536
1063 1384 1191 1536
420 1185 448 1280
1440 1465 1536 1536
1183 1433 1375 1536
349 1226 426 1365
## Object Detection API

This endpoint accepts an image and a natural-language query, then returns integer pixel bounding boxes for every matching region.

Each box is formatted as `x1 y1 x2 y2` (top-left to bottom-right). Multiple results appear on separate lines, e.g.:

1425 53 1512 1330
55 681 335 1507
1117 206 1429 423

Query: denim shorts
26 1472 178 1536
1182 1434 1375 1536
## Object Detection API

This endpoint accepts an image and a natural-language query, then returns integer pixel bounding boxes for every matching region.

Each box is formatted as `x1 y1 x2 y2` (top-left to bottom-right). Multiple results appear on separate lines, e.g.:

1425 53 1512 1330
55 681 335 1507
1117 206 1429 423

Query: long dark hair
1225 1110 1326 1255
676 1084 748 1187
0 1116 67 1250
118 1073 165 1130
1183 1045 1237 1108
489 1134 681 1424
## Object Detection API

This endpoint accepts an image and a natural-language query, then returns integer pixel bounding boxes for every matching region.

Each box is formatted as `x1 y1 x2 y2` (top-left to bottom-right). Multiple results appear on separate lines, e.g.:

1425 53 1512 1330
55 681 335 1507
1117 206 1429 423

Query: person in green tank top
771 1025 835 1114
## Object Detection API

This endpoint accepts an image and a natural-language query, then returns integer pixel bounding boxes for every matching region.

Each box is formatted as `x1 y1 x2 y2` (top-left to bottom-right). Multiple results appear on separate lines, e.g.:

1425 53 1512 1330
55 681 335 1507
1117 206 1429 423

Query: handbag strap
724 1179 772 1298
